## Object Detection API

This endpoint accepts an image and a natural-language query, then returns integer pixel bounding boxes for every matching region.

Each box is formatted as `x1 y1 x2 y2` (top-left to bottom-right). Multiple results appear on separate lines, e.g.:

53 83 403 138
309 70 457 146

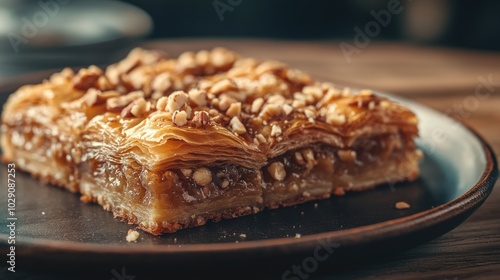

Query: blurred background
0 0 499 77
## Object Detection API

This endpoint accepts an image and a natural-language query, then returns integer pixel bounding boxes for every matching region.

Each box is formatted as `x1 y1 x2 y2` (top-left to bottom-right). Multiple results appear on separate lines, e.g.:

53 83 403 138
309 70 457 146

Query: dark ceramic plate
0 72 497 277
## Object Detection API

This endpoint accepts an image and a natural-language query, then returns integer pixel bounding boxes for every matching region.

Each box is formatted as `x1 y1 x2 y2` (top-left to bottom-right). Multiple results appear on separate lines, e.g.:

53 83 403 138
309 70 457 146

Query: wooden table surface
146 39 500 279
2 39 500 280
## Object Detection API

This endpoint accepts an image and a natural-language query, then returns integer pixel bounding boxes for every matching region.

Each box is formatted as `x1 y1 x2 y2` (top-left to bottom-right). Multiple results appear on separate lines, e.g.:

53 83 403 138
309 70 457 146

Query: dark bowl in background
0 0 152 78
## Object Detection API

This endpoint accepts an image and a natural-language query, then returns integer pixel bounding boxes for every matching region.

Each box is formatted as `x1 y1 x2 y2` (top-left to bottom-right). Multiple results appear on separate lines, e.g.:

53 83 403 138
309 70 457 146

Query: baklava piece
1 48 421 234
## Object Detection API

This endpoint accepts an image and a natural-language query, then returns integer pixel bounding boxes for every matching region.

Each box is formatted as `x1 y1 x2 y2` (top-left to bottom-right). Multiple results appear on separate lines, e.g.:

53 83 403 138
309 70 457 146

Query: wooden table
143 39 500 279
2 39 499 279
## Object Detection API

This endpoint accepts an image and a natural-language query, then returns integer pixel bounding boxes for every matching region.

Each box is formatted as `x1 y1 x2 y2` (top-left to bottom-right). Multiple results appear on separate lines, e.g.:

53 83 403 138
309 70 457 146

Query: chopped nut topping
318 88 341 107
251 98 264 113
286 68 311 84
209 109 219 117
193 167 212 186
368 101 376 110
226 102 242 118
395 201 411 209
359 89 373 96
283 104 293 115
172 110 188 126
156 96 168 111
72 65 102 90
50 67 75 84
209 79 237 95
255 134 267 144
210 47 236 68
304 108 316 119
195 50 210 66
267 95 286 106
292 99 306 109
151 73 172 93
167 91 188 113
121 97 150 118
106 91 144 112
218 94 237 111
293 92 314 104
260 104 282 118
229 116 247 135
59 48 396 155
338 149 357 162
255 60 285 76
188 89 208 106
176 51 197 71
302 85 323 100
270 124 282 137
192 111 210 128
326 112 346 126
81 88 100 106
268 161 286 181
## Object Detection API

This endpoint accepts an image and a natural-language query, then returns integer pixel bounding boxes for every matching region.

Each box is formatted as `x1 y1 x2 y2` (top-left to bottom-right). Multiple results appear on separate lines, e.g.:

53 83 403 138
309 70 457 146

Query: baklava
1 48 421 234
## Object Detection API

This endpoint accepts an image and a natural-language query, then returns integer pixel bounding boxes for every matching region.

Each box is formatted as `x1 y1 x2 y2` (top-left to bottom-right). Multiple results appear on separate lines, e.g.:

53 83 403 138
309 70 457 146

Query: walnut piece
167 91 189 113
73 65 103 91
229 117 247 135
268 162 286 181
193 167 212 186
121 97 150 118
172 110 188 126
106 91 144 112
192 111 210 128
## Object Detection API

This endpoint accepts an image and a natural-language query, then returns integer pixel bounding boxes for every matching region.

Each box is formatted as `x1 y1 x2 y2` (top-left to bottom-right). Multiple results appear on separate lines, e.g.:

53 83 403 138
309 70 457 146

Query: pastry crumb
80 195 93 203
314 203 318 208
295 233 302 239
333 187 345 196
395 201 411 209
126 229 140 242
41 212 45 215
239 233 247 238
